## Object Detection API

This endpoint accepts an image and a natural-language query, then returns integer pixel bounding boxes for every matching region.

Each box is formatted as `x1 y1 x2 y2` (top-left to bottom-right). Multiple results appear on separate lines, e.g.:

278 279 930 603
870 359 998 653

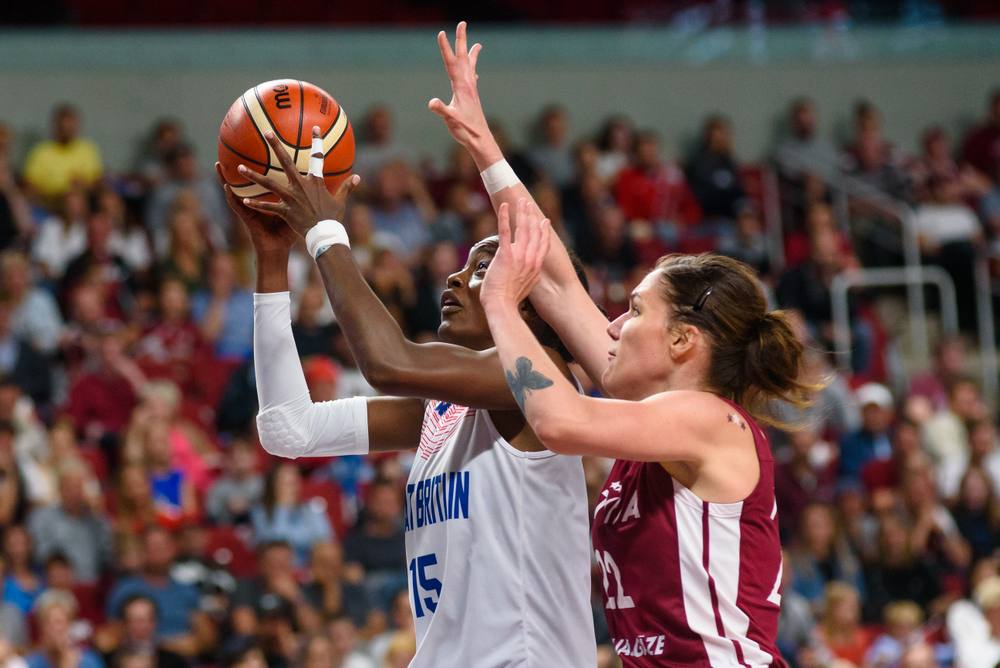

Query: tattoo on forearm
505 357 554 413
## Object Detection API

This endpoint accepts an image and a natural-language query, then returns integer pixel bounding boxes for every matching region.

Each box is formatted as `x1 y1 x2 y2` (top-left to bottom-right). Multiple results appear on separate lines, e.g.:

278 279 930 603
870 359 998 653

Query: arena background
1 2 1000 667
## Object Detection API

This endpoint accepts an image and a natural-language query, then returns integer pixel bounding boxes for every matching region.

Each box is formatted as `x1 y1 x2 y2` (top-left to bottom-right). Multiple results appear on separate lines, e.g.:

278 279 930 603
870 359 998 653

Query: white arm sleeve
253 292 369 459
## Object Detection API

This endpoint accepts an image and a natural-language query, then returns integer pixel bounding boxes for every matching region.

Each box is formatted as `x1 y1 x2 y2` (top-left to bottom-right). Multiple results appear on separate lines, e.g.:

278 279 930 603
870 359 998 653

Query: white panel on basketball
322 108 349 158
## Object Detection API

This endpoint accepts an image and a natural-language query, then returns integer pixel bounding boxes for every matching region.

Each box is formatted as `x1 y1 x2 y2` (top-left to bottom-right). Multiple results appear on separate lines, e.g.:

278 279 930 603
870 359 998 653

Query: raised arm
218 164 424 454
429 22 613 388
480 200 721 464
235 130 523 411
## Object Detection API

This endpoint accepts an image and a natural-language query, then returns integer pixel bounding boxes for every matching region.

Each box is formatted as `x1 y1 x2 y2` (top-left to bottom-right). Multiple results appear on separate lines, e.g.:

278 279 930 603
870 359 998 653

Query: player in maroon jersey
478 200 809 667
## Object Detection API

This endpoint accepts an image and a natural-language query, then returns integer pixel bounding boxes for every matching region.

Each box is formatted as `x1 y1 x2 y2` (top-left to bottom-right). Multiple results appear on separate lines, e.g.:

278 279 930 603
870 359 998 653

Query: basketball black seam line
254 85 287 147
240 94 271 176
293 80 304 167
219 137 269 169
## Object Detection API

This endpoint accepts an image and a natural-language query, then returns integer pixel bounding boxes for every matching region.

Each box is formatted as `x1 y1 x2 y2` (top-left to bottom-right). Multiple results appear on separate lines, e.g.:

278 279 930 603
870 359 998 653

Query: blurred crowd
0 87 999 668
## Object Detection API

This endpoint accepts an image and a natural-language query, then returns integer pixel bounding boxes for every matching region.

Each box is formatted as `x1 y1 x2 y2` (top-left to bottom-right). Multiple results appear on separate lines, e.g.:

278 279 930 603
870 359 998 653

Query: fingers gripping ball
218 80 355 205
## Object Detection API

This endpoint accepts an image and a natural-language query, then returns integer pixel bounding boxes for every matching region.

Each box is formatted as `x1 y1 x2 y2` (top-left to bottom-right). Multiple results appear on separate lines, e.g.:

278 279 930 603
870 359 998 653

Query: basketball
217 79 355 203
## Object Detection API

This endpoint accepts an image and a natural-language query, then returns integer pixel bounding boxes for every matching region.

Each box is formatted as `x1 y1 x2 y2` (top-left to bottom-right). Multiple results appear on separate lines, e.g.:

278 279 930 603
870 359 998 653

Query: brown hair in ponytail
654 253 813 425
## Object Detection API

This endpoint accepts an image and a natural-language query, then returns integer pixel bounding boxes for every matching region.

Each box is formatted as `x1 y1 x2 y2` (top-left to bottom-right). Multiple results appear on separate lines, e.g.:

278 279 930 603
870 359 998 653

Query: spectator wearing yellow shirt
22 104 102 201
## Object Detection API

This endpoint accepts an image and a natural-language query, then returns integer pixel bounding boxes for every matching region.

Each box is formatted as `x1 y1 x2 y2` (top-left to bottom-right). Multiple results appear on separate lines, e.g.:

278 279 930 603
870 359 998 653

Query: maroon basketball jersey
591 399 787 667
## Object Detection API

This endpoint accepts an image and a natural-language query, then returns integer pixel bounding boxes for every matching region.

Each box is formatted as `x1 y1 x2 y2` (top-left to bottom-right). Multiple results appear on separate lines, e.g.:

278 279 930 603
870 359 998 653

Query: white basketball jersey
404 399 596 668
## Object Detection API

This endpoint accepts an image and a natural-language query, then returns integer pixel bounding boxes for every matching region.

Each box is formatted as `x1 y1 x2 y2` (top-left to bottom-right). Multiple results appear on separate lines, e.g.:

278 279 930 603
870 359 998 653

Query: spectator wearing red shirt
614 130 701 244
65 328 144 441
961 89 1000 181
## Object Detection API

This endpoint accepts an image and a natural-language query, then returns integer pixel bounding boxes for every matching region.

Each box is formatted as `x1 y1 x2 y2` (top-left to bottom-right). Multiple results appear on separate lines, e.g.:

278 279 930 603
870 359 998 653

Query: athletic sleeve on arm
253 292 369 459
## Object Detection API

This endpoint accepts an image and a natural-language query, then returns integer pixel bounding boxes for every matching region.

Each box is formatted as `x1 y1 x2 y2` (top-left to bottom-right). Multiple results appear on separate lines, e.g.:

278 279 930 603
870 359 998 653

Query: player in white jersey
216 35 596 664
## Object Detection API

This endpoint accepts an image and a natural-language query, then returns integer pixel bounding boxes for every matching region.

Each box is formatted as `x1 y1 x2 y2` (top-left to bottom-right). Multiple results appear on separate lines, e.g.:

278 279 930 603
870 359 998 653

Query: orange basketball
217 79 355 203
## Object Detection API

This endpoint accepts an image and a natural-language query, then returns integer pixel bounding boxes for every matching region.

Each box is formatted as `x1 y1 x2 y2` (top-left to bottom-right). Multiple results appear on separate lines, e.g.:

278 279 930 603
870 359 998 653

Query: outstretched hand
428 21 491 151
216 161 298 255
481 198 551 313
235 125 360 238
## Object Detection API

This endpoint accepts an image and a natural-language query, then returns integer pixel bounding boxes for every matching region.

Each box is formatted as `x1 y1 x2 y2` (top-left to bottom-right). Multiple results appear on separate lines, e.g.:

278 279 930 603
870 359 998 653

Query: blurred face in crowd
809 227 841 270
705 118 732 154
574 140 599 175
144 419 173 468
605 118 633 153
879 517 911 565
169 210 204 255
63 188 89 222
328 617 361 656
119 653 155 668
970 421 998 460
367 484 401 523
923 128 949 161
53 107 80 144
900 642 938 668
233 647 267 668
0 381 20 420
635 134 661 170
800 504 835 555
3 525 31 569
891 422 921 460
39 603 74 649
595 204 627 253
310 542 343 580
950 381 983 420
228 440 258 478
376 161 409 205
861 402 893 434
259 544 294 581
367 106 393 144
541 107 567 146
791 100 816 139
0 428 14 469
159 279 189 322
826 588 860 629
936 339 965 376
345 204 374 245
959 469 991 511
274 463 302 503
438 237 500 350
171 149 198 181
120 465 152 508
302 635 337 668
123 598 158 644
142 528 176 577
45 559 75 590
86 213 114 254
59 468 89 514
426 241 460 284
1 253 31 299
390 589 413 631
209 253 238 295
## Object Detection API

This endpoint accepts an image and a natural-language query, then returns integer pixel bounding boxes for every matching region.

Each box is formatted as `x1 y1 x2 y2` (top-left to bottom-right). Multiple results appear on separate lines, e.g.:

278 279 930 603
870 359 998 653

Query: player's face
437 238 499 351
602 269 674 401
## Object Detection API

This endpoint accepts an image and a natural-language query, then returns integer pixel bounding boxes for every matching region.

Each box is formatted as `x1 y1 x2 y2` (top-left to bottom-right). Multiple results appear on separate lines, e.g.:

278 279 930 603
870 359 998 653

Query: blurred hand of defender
216 161 298 255
428 21 490 151
235 127 360 238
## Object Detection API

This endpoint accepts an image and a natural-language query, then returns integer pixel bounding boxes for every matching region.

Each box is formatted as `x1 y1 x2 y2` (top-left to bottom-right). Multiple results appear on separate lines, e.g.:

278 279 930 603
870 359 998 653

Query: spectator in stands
0 300 52 406
369 162 436 265
302 542 370 629
134 277 211 396
142 418 198 529
367 248 416 327
355 105 413 181
940 417 1000 500
909 125 991 203
96 187 151 277
961 89 1000 181
0 251 64 356
190 253 253 362
114 465 157 533
0 153 32 252
250 463 330 566
0 421 27 527
22 104 102 203
914 174 983 330
2 525 43 615
291 283 336 359
788 503 864 610
862 600 926 668
922 377 986 467
527 105 574 187
716 203 771 277
103 595 187 668
686 114 746 226
133 119 184 188
409 240 459 340
343 482 406 609
65 327 144 441
32 187 88 280
953 465 1000 562
145 144 228 251
28 462 111 584
60 212 133 322
160 210 210 292
205 439 261 527
595 115 633 182
105 527 205 656
947 574 1000 668
615 130 701 234
230 541 319 639
839 383 894 482
908 335 967 411
901 458 971 574
774 429 837 538
25 590 104 668
862 418 923 498
0 553 27 653
865 515 942 618
813 581 875 666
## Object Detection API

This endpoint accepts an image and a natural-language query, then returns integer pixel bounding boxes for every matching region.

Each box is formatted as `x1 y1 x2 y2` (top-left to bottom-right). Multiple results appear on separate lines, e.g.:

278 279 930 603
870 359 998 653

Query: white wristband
480 159 520 195
305 219 350 259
